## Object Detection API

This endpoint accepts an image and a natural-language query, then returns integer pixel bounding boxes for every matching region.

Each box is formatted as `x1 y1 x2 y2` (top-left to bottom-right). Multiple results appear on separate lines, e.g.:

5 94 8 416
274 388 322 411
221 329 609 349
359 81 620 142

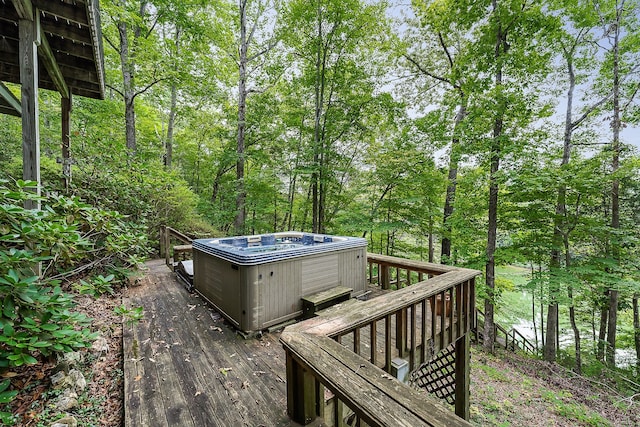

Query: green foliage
541 389 612 427
114 304 144 328
0 179 150 376
73 274 116 297
0 378 18 425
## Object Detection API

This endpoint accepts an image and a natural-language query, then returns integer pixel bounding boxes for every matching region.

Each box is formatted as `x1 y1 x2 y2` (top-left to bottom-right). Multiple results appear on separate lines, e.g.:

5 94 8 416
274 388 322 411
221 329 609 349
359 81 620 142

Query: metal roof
0 0 105 115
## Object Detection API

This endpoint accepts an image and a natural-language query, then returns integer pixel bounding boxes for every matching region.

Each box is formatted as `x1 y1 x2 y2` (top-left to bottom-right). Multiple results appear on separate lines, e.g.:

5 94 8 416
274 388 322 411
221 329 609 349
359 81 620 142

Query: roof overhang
0 0 106 110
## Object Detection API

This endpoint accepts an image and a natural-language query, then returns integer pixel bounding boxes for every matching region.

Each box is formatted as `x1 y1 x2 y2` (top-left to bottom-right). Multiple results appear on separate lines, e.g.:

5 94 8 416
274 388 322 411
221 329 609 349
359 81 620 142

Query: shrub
0 179 151 371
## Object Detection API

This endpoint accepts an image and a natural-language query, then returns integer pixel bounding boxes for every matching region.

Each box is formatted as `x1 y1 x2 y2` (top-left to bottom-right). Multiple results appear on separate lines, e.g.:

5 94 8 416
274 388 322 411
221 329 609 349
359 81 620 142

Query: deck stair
472 309 537 355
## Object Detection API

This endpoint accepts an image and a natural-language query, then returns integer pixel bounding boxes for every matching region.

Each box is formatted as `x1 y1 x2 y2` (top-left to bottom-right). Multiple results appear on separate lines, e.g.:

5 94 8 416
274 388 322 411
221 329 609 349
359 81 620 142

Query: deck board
123 259 293 427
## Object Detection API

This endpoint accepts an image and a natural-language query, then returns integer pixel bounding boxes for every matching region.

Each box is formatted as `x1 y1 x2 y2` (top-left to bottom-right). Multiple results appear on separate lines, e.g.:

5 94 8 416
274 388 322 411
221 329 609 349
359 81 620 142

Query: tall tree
593 0 640 366
102 0 164 155
233 0 278 234
405 0 475 265
282 0 390 233
543 1 612 364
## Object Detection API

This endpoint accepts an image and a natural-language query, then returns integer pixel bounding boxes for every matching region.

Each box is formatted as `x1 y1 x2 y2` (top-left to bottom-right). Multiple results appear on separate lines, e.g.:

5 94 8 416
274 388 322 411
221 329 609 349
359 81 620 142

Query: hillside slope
469 346 639 426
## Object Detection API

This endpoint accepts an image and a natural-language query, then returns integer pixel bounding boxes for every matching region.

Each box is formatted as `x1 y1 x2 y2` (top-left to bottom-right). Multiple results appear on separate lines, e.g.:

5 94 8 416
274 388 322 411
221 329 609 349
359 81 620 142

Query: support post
285 352 318 425
61 94 72 191
454 334 470 420
19 14 40 210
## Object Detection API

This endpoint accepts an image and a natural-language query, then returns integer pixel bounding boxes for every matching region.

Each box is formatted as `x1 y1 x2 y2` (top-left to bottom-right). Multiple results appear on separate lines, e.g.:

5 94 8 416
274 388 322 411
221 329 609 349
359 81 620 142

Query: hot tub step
301 286 353 319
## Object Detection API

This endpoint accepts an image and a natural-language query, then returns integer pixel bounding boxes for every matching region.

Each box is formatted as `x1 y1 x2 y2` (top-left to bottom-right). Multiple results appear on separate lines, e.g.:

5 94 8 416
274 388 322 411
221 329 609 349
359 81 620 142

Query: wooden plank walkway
123 259 301 427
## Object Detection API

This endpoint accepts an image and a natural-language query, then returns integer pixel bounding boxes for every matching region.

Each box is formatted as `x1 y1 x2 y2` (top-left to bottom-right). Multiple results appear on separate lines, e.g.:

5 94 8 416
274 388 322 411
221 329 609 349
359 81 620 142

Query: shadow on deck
123 259 308 427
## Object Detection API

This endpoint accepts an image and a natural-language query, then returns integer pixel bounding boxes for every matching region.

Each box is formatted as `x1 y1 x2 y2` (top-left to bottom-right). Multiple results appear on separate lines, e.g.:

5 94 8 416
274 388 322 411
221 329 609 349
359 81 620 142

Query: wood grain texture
123 259 295 427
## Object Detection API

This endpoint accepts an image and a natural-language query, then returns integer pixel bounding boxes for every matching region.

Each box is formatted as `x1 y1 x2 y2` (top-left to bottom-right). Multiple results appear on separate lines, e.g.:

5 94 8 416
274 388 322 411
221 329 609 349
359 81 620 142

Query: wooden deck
123 259 300 427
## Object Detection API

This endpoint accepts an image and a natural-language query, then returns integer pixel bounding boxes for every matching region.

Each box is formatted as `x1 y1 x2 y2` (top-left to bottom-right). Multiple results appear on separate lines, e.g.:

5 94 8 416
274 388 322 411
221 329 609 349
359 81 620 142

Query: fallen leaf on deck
148 358 156 363
134 375 142 381
219 367 233 376
194 391 202 397
210 326 222 332
241 381 249 389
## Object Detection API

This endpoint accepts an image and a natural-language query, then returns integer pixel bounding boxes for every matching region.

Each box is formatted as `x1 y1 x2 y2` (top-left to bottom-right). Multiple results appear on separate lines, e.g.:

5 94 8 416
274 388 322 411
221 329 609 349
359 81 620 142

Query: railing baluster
396 308 406 358
456 283 462 340
381 264 390 290
440 291 447 348
335 398 343 427
354 327 360 355
421 299 427 364
449 288 454 345
410 303 416 371
371 320 377 366
385 314 392 372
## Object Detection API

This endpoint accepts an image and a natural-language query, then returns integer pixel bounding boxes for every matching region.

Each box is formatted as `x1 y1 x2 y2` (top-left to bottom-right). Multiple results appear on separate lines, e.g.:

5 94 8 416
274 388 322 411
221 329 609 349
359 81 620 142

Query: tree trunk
564 236 581 374
531 264 538 351
165 28 180 169
428 216 434 263
483 1 506 354
118 9 136 155
597 303 608 362
606 10 621 368
441 100 467 265
235 0 249 235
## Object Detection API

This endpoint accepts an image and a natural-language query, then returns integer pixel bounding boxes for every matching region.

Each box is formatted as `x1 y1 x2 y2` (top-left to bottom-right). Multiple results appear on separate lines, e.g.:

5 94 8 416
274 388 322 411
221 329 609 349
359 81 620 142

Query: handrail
366 253 455 289
474 309 537 355
159 225 193 269
282 254 480 426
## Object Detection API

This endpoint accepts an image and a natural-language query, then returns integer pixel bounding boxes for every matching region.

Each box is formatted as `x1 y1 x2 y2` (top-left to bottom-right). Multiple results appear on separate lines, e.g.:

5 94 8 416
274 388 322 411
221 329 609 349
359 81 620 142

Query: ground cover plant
0 180 150 425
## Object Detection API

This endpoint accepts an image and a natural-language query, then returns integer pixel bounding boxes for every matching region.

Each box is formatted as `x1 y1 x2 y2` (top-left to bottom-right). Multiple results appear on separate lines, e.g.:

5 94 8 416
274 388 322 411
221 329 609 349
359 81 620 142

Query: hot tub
192 232 367 333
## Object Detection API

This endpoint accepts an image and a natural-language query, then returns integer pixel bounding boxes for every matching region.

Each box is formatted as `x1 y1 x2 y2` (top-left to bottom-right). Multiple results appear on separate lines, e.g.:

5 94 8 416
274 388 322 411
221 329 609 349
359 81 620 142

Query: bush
0 179 151 370
69 166 217 247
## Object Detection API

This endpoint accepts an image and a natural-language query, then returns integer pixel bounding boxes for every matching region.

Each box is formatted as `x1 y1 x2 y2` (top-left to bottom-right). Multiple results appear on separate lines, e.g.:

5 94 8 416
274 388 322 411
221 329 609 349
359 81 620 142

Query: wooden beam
19 14 41 209
0 81 21 117
11 0 33 20
33 0 90 27
37 22 69 98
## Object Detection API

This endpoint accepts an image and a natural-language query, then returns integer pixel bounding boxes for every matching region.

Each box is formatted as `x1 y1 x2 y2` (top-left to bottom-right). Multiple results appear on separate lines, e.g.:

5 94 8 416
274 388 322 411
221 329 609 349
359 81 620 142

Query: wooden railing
281 254 479 426
159 226 192 270
474 309 537 355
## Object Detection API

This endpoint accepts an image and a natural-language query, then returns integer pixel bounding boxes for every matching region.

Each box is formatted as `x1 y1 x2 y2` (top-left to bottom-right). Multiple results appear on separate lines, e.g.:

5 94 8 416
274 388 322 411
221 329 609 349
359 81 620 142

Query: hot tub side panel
338 246 367 295
243 260 303 331
300 247 367 297
193 249 242 329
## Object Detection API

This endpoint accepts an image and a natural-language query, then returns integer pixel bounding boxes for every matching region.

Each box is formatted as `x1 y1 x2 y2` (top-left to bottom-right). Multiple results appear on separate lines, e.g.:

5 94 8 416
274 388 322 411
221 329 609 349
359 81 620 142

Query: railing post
380 264 390 290
165 228 172 270
286 352 318 425
454 333 470 420
159 226 166 258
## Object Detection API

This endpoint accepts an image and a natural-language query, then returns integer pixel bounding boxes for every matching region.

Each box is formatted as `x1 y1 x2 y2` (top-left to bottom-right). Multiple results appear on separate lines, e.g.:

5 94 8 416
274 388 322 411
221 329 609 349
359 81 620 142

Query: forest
1 0 639 411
